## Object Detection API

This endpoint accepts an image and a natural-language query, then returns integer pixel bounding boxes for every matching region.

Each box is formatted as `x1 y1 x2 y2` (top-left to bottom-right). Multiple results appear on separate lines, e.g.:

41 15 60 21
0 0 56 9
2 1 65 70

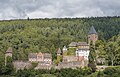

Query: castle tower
62 46 67 52
88 26 98 45
57 48 62 56
5 47 13 65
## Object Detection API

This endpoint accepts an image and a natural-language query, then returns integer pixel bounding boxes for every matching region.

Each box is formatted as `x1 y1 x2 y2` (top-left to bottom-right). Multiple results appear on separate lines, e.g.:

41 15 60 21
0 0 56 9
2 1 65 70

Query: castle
56 26 98 68
5 26 98 69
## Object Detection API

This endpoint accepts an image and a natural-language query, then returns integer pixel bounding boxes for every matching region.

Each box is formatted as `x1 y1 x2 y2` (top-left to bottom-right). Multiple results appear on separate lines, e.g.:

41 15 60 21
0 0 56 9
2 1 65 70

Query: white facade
62 46 67 51
76 49 90 60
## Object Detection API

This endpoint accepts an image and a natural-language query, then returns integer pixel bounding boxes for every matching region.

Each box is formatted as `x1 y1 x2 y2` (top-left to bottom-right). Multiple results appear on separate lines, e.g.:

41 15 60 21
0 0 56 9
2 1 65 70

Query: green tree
0 52 5 75
106 34 120 66
95 40 107 65
106 42 116 66
1 56 15 75
88 41 96 72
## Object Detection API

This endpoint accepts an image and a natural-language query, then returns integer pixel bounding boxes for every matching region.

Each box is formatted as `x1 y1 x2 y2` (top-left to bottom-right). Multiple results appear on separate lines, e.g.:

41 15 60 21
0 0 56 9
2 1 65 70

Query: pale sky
0 0 120 20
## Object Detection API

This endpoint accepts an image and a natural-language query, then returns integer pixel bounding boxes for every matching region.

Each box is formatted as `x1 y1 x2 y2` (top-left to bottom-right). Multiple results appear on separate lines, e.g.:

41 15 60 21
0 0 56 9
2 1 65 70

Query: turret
88 26 98 45
62 46 67 52
5 47 13 65
57 48 62 55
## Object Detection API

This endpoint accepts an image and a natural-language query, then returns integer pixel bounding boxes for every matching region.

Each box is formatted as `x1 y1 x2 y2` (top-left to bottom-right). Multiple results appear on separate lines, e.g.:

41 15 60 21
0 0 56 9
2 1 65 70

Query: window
38 56 42 59
77 53 79 56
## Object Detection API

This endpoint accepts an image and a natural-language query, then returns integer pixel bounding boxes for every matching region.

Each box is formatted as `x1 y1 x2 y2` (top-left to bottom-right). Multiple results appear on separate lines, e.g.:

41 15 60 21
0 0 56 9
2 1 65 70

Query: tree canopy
0 17 120 60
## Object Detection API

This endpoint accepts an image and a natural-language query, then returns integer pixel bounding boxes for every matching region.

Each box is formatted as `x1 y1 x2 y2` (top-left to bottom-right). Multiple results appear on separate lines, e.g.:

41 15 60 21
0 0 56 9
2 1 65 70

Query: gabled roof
43 53 52 59
69 42 77 47
57 48 62 54
28 53 37 58
77 42 89 46
88 26 97 35
63 46 67 50
6 47 13 53
63 46 67 49
38 52 43 55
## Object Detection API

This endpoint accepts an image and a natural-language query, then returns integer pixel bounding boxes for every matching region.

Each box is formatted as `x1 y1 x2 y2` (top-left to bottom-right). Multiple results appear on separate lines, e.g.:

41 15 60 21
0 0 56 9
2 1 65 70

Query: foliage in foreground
1 66 120 77
97 66 120 77
16 67 92 77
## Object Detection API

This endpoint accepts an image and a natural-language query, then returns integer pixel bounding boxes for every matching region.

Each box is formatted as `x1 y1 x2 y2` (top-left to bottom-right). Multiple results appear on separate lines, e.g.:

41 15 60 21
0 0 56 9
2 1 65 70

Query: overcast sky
0 0 120 20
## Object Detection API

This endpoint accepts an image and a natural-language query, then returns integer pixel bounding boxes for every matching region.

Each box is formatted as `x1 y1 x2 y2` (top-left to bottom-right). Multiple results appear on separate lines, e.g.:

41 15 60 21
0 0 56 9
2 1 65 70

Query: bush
97 67 120 77
97 71 104 77
103 67 120 75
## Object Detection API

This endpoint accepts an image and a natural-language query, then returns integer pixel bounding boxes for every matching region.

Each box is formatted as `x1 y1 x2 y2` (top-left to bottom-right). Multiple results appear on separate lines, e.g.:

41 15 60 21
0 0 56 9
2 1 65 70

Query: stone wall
57 60 87 69
35 62 52 69
13 61 32 70
63 56 78 62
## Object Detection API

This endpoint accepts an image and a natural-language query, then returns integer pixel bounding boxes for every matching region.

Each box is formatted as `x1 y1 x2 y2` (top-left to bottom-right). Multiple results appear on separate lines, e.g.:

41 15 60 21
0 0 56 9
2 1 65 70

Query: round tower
5 47 13 66
57 48 62 56
88 26 98 45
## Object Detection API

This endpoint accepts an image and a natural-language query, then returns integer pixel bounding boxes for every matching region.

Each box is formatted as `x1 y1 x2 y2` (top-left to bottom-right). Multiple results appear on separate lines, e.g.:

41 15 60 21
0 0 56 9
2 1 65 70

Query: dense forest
0 16 120 61
0 16 120 77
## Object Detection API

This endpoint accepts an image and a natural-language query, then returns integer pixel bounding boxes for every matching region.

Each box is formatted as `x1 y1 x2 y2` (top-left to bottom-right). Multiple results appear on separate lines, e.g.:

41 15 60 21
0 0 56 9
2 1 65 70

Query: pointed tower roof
63 46 67 51
6 47 13 53
63 46 67 49
57 48 62 54
88 26 97 35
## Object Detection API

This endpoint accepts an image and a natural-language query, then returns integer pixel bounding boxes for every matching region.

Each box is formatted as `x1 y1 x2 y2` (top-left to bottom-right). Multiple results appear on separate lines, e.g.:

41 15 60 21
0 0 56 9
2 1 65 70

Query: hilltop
0 16 120 60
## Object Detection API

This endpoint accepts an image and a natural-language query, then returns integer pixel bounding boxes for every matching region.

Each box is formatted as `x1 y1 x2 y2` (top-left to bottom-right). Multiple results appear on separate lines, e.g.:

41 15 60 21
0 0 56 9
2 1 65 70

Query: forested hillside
0 16 120 60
